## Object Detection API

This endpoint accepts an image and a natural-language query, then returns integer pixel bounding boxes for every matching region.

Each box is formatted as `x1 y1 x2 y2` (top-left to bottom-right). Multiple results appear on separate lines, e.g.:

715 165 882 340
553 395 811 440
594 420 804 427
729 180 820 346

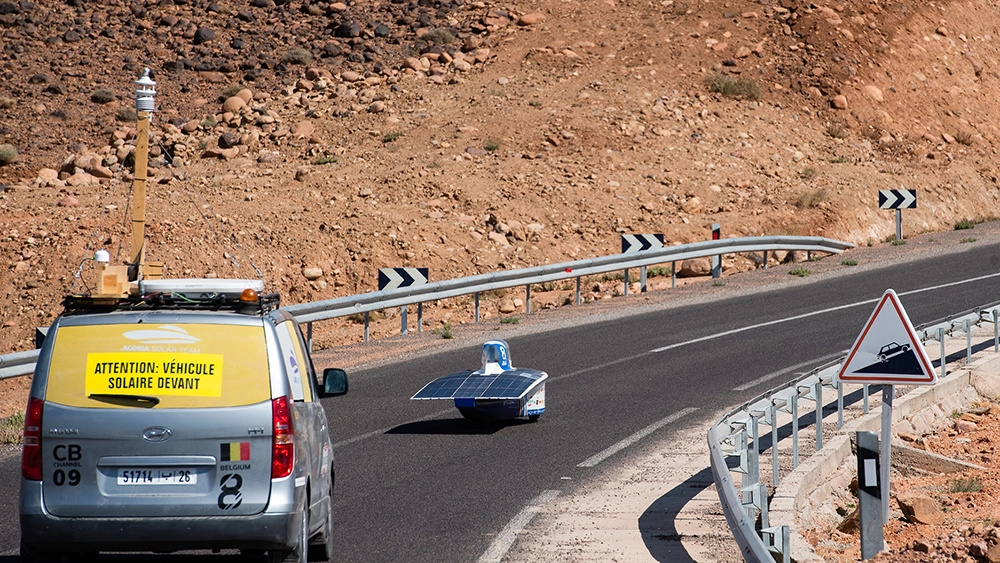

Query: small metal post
857 431 884 560
307 322 313 353
526 285 531 314
994 309 998 352
711 223 721 278
863 383 869 414
364 311 370 342
815 382 823 451
624 269 629 297
575 277 581 305
764 250 769 270
640 265 647 293
939 327 946 378
791 395 799 468
770 403 779 487
475 292 480 323
965 319 972 363
880 386 894 524
671 261 676 288
417 303 423 334
401 305 408 335
836 380 843 429
895 208 902 241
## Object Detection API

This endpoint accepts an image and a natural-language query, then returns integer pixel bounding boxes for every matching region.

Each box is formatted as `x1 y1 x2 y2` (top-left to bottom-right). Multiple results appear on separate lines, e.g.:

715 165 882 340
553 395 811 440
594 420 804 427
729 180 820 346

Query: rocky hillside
1 0 999 352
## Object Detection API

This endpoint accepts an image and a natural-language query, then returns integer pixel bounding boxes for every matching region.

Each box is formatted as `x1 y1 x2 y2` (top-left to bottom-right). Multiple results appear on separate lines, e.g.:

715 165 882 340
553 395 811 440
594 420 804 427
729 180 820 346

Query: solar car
20 279 348 563
411 340 547 422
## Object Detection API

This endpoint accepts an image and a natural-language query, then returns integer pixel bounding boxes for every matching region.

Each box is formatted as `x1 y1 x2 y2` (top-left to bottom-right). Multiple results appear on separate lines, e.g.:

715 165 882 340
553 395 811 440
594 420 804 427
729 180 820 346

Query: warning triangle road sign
837 289 937 386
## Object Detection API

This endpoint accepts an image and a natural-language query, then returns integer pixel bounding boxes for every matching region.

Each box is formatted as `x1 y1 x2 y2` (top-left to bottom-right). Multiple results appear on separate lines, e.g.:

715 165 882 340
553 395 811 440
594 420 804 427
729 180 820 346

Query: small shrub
891 239 907 246
500 316 519 325
0 412 24 445
0 97 13 110
115 107 138 123
826 122 849 139
383 131 403 143
712 280 726 287
200 115 218 129
794 188 828 209
221 84 243 99
830 156 847 163
90 88 116 104
647 266 672 278
799 166 817 180
429 160 442 169
961 237 977 244
422 28 455 44
946 477 983 493
533 282 556 292
954 219 976 230
485 139 501 152
789 267 812 277
0 144 17 166
866 238 873 247
528 100 542 108
433 323 453 339
841 259 858 266
707 74 762 100
281 47 313 65
954 130 974 146
601 271 625 282
312 156 338 165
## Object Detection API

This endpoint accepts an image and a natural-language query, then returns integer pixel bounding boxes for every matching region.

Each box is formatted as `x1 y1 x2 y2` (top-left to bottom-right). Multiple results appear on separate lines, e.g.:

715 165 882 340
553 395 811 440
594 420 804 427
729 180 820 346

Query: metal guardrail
710 301 1000 562
0 235 853 380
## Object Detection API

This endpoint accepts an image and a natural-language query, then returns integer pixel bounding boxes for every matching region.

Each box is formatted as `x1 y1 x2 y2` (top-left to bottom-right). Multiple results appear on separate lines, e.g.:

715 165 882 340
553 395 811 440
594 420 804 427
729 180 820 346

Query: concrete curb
769 352 1000 562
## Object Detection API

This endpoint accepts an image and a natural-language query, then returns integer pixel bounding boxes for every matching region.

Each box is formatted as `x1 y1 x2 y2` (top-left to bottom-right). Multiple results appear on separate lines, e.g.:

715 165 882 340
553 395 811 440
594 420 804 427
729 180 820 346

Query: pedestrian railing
709 301 1000 562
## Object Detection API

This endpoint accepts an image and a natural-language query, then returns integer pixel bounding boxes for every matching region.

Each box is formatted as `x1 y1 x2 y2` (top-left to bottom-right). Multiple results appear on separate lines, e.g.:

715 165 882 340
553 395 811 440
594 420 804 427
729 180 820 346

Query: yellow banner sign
84 352 224 397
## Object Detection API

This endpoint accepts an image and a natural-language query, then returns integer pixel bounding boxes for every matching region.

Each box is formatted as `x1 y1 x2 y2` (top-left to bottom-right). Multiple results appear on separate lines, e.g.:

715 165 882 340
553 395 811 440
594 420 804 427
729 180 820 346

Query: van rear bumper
20 510 299 553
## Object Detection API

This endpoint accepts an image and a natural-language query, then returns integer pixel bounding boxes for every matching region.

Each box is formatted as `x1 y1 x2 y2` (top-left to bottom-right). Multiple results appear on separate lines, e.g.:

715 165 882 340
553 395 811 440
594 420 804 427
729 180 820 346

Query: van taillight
271 396 294 479
22 397 43 481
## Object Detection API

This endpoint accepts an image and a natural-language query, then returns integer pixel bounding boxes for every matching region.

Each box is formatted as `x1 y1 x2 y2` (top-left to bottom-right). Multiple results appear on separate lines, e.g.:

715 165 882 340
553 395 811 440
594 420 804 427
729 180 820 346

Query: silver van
20 279 347 563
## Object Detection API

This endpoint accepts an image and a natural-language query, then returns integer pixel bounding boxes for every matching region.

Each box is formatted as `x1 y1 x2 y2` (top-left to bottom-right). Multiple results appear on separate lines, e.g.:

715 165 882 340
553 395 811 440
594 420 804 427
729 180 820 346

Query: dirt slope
1 0 999 356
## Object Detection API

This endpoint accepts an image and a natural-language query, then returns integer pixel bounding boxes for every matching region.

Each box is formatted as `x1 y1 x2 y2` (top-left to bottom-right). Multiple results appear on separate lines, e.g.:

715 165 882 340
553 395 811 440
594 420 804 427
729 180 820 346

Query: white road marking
732 350 846 391
577 407 699 468
333 408 454 448
477 489 560 563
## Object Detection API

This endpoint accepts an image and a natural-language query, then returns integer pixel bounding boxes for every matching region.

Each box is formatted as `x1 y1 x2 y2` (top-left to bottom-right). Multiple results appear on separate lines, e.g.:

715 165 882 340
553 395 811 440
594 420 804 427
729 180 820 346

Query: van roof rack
62 279 279 315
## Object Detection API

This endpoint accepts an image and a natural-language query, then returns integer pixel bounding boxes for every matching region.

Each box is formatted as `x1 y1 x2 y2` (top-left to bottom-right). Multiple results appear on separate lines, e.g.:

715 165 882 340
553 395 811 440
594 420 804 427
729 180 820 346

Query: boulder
678 258 711 277
897 495 945 525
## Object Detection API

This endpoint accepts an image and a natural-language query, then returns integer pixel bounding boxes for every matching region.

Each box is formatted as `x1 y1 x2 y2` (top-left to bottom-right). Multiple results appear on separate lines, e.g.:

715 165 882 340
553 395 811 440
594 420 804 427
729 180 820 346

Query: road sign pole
880 384 893 524
401 305 407 335
895 209 902 241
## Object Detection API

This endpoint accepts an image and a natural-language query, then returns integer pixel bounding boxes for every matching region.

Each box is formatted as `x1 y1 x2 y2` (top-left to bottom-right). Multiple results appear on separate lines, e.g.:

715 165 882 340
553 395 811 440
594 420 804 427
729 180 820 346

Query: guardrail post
837 379 843 429
863 383 869 414
307 322 313 353
791 394 799 468
475 293 480 323
526 285 531 314
939 327 945 378
624 269 629 297
575 277 581 305
417 303 423 333
815 381 823 451
965 319 972 362
364 312 370 342
761 525 790 563
764 250 769 269
766 403 780 487
640 265 647 293
994 309 998 352
401 305 408 335
671 261 676 288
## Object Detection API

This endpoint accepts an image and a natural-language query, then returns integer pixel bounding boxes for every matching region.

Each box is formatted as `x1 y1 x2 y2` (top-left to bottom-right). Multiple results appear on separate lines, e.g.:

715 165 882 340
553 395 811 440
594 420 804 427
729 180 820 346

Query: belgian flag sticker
221 442 250 462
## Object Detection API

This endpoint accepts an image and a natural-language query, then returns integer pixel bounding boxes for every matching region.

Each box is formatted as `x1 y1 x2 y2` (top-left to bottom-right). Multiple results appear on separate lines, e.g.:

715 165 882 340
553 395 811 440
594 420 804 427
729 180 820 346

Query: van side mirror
321 368 348 397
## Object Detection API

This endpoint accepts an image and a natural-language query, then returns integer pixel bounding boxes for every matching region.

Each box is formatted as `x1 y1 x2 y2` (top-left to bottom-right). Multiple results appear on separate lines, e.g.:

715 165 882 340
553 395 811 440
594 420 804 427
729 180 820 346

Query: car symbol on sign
877 342 910 362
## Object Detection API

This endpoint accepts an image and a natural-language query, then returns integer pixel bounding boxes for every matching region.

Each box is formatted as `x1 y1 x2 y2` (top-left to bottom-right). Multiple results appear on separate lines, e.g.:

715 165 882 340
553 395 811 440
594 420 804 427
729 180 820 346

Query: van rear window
44 323 271 409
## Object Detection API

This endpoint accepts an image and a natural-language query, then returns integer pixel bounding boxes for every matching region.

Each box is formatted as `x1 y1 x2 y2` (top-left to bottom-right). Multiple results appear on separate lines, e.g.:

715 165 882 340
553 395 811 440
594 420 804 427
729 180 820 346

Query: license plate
117 468 197 485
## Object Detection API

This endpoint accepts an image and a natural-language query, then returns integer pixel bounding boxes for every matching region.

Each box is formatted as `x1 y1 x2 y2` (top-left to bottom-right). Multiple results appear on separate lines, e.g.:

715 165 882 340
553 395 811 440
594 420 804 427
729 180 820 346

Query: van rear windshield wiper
88 393 161 407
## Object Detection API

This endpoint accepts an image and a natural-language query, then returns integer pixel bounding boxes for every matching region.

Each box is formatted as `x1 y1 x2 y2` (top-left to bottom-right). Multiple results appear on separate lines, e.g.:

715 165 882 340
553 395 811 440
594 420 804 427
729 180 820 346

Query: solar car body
20 279 348 563
411 340 547 421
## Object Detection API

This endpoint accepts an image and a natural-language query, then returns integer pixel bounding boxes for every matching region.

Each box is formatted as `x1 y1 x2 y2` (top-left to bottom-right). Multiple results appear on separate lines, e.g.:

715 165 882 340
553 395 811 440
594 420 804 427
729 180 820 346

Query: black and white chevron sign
878 189 916 209
378 268 429 291
621 234 665 253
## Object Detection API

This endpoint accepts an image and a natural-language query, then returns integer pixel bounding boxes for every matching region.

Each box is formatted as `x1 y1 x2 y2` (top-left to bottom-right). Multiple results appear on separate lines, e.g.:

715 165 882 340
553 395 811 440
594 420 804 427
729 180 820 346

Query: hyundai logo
142 426 172 442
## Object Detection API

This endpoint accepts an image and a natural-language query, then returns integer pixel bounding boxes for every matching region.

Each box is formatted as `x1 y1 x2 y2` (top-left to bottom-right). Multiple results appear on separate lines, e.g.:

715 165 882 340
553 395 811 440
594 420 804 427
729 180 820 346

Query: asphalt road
1 239 999 562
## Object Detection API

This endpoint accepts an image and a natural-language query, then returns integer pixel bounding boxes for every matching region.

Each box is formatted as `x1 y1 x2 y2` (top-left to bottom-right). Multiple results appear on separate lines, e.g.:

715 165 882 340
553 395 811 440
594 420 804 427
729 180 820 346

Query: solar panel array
412 369 546 400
